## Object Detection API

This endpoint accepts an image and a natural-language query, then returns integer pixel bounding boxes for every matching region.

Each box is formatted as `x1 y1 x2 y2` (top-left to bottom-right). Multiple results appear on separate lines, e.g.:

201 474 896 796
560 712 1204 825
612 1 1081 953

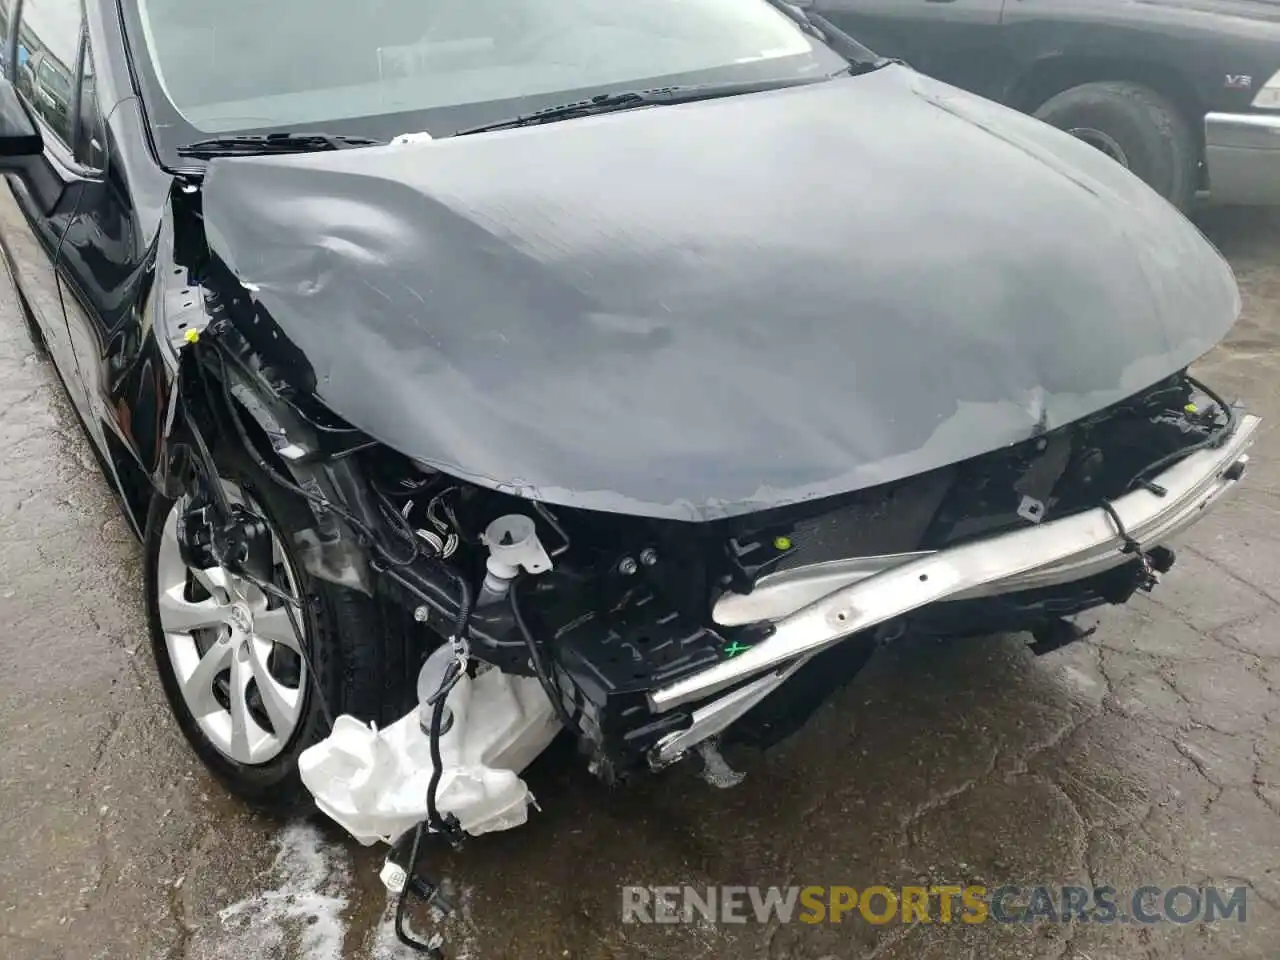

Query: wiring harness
178 331 481 956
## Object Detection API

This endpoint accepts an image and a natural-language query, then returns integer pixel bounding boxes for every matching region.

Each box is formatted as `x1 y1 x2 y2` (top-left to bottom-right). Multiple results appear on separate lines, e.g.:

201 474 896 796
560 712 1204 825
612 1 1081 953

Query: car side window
74 40 104 169
0 1 13 80
15 0 83 151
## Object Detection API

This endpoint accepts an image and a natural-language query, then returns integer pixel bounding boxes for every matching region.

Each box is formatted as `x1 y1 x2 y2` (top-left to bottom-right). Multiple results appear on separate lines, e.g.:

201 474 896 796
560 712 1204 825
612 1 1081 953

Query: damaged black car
0 0 1260 921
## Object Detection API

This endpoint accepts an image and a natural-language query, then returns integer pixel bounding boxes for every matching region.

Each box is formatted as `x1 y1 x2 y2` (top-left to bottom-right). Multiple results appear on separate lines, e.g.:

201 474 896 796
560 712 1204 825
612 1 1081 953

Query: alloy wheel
155 484 308 765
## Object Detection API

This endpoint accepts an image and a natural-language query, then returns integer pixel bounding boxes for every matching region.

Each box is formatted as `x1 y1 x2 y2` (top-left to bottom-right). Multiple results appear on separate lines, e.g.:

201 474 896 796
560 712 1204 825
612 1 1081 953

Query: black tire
1032 81 1197 210
144 444 422 811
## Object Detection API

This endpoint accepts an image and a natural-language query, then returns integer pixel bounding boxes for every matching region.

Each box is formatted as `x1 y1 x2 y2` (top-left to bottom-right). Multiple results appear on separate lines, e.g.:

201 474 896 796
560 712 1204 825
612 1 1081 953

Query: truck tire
1033 81 1196 210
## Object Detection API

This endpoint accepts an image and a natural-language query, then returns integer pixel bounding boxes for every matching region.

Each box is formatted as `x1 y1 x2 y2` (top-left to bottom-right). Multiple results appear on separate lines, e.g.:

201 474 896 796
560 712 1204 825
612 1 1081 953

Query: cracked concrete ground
2 208 1280 960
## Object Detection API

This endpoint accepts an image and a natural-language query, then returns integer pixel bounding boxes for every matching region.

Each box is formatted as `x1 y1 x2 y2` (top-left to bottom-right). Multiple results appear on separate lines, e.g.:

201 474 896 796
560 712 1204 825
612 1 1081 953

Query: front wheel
143 449 420 809
1033 81 1197 210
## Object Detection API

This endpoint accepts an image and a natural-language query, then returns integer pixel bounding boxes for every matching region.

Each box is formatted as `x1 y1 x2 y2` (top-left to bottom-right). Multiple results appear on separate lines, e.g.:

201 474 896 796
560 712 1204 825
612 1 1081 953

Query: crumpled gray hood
1135 0 1280 22
200 64 1240 521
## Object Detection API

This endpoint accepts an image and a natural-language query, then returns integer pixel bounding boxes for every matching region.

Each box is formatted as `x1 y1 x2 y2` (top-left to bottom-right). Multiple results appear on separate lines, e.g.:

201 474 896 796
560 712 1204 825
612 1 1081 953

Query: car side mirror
0 76 43 166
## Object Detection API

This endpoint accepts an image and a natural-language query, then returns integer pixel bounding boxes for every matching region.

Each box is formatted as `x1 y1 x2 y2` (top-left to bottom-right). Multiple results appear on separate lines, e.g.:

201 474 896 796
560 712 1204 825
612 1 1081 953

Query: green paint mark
724 641 751 658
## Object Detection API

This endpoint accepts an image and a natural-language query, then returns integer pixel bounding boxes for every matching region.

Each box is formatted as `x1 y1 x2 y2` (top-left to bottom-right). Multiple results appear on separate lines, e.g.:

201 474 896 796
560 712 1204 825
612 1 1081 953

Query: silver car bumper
1205 112 1280 206
650 413 1260 720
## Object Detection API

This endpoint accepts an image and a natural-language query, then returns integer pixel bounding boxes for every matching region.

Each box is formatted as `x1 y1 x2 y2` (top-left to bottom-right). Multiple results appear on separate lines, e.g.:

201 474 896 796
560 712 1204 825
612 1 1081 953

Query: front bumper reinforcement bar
650 414 1260 718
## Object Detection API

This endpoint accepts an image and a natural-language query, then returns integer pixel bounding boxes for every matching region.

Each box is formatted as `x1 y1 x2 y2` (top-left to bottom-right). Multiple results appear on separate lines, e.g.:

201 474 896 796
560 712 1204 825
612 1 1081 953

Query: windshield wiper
453 73 849 137
176 131 384 160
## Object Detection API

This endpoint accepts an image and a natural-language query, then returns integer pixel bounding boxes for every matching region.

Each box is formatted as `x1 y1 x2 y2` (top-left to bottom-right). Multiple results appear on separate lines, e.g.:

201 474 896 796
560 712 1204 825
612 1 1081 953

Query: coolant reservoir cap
482 514 552 574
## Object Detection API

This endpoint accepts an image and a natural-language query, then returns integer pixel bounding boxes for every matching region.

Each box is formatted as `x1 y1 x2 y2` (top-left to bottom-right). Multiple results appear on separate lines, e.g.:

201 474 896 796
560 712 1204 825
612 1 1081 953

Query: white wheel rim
157 484 308 765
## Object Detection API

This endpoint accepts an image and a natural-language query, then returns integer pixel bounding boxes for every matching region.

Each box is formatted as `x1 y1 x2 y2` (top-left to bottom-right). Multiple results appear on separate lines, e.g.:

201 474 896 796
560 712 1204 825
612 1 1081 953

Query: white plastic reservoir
298 645 562 846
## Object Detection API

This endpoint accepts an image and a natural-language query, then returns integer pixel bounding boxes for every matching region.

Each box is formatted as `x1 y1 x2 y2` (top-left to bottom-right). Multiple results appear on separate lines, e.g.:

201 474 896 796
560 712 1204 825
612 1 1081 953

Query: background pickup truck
809 0 1280 209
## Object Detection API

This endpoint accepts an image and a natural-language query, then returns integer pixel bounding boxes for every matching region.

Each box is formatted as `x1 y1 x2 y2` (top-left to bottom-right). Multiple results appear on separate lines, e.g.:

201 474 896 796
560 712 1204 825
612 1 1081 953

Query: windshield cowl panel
125 0 849 166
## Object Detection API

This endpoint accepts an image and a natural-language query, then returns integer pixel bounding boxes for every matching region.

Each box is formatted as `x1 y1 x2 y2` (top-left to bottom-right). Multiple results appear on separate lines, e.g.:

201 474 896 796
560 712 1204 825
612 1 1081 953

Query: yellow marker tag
773 535 792 551
183 329 200 344
1185 402 1198 414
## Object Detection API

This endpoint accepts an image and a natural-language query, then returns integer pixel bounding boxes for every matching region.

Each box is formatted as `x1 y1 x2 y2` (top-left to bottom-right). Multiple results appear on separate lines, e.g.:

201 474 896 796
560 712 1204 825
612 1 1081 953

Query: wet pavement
2 208 1280 960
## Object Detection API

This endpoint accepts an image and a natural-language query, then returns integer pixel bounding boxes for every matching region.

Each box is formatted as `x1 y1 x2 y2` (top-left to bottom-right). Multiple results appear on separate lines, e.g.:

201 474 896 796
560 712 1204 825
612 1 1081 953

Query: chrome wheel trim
156 483 307 765
1067 126 1130 167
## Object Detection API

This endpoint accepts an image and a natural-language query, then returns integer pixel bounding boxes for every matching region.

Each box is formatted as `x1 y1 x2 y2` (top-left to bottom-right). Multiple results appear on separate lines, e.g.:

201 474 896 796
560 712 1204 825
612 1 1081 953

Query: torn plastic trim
650 412 1261 713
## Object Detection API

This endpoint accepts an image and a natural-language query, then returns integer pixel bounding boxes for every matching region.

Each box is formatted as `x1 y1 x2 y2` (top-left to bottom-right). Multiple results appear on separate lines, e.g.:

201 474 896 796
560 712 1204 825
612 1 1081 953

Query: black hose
393 820 445 958
510 577 579 735
449 565 474 642
423 564 473 836
1099 499 1142 555
177 389 234 517
424 659 463 835
394 609 468 955
393 569 472 955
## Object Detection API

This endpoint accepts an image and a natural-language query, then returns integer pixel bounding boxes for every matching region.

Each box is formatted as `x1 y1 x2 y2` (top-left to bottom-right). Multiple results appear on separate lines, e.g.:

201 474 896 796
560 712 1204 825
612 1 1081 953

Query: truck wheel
144 446 421 810
1033 81 1196 210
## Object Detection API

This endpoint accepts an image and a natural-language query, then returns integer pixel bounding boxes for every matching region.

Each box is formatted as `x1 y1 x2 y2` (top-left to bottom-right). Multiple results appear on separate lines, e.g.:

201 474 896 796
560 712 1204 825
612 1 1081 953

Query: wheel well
169 359 381 596
177 366 295 484
1010 55 1204 148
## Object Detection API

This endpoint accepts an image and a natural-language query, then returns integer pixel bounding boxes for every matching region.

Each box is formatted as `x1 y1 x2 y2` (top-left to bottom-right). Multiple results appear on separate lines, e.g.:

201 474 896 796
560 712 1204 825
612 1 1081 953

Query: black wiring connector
394 580 475 955
1099 499 1142 556
393 820 447 958
394 660 461 957
1126 375 1237 495
1099 498 1159 592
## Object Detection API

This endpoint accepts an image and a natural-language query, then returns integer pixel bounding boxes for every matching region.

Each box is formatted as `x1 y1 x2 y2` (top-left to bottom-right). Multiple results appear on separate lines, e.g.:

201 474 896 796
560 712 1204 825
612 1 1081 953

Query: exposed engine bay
3 0 1269 950
170 307 1252 800
149 230 1261 957
148 103 1259 953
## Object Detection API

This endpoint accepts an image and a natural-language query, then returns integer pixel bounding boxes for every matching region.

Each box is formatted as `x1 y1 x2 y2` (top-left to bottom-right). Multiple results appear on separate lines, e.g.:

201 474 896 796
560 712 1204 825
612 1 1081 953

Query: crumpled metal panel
200 65 1240 521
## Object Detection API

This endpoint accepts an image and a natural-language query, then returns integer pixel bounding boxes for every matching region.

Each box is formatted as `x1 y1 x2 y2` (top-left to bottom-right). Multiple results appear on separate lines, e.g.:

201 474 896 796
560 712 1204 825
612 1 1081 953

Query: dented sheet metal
200 65 1240 521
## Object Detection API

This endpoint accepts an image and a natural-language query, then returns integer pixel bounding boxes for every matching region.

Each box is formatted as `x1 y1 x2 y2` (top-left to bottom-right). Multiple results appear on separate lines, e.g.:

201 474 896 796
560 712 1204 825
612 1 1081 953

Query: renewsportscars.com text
621 884 1249 926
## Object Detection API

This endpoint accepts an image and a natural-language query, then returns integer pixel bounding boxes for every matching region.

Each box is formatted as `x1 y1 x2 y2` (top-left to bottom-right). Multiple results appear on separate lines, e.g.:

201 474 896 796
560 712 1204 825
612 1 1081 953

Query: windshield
126 0 848 161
